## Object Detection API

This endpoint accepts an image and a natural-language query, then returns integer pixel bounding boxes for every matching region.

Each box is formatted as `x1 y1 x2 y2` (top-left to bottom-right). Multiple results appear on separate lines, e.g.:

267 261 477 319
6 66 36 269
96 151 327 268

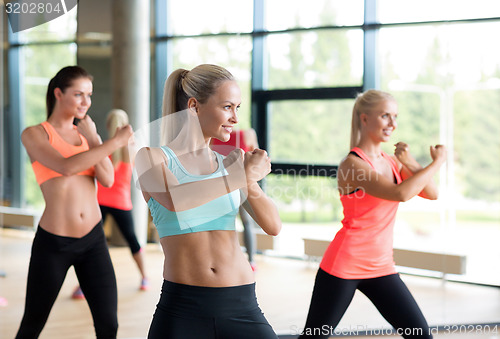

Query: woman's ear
54 87 63 100
187 97 198 114
360 113 368 126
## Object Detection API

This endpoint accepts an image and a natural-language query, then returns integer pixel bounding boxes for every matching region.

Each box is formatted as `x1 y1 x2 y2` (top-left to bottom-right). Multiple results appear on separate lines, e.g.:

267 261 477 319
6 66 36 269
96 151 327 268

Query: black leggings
100 205 141 254
16 222 118 339
299 269 432 339
148 280 278 339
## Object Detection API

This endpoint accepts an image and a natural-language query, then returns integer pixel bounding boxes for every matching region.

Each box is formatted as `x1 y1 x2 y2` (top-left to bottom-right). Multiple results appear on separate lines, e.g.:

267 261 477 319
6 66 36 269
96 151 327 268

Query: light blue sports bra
147 146 240 238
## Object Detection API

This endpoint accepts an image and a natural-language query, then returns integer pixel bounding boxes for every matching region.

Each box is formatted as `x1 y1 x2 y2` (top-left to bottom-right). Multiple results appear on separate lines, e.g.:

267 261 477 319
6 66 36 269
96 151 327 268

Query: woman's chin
76 112 87 120
218 135 230 143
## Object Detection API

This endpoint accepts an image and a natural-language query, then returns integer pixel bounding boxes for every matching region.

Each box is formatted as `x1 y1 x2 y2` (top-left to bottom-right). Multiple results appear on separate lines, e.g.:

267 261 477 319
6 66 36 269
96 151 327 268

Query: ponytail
162 69 190 117
106 109 129 165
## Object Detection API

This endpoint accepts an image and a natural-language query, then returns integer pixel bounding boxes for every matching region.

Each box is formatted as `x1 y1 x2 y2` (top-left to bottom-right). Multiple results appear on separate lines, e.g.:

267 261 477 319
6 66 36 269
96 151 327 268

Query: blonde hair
350 89 395 149
106 109 129 165
161 64 234 144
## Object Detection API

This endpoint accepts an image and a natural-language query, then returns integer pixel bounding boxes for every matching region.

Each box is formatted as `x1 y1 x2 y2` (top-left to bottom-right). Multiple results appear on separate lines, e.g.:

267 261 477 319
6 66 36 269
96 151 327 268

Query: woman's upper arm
22 126 45 160
390 154 412 181
21 126 67 170
338 155 403 202
135 147 179 208
135 147 165 190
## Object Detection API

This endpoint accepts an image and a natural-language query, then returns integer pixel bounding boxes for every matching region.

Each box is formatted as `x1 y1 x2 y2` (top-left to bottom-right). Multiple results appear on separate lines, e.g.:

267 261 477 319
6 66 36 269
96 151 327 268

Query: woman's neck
356 140 383 159
169 134 210 154
165 109 210 154
47 113 75 129
168 138 218 175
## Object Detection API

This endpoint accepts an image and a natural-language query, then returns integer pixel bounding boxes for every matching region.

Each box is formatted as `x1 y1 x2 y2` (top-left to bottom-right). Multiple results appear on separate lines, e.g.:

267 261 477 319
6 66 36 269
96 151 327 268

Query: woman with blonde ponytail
299 89 447 339
107 109 129 165
135 64 281 339
99 109 149 290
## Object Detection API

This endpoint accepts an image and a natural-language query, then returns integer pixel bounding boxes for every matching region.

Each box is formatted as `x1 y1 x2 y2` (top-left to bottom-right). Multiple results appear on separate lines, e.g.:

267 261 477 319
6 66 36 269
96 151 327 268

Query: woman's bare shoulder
337 152 374 185
136 146 165 159
135 146 169 173
21 124 50 152
22 124 45 139
338 152 365 170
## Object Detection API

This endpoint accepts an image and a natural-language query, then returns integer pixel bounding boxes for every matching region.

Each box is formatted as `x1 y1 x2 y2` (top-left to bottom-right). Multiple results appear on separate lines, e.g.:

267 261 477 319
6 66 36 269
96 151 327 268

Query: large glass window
269 99 353 164
378 0 500 23
16 6 77 43
170 36 253 127
452 88 500 285
380 21 500 285
267 99 354 259
266 29 363 90
265 0 364 30
168 0 253 35
266 174 342 257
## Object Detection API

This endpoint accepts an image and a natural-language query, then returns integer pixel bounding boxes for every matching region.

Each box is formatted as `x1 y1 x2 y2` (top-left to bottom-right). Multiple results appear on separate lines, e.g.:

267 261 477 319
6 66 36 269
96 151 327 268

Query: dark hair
46 66 93 118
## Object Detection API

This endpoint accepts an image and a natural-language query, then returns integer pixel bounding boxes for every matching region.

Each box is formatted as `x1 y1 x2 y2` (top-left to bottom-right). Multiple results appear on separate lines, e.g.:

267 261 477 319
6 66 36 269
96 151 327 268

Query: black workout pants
15 222 118 339
100 205 141 254
148 280 278 339
298 268 432 339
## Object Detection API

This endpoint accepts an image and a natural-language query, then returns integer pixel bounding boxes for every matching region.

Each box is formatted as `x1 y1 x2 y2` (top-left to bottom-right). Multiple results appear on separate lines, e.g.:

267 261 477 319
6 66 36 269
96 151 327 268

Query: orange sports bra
31 121 95 185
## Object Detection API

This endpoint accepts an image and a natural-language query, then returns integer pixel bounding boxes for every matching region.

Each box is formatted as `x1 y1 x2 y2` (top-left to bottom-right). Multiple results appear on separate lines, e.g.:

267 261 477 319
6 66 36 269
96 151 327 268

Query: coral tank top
97 160 133 210
320 147 402 279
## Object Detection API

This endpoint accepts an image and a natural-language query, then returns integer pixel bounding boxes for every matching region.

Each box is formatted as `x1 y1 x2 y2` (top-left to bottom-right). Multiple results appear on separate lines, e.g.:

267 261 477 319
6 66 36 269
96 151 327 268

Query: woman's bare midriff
160 230 255 287
38 175 102 237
